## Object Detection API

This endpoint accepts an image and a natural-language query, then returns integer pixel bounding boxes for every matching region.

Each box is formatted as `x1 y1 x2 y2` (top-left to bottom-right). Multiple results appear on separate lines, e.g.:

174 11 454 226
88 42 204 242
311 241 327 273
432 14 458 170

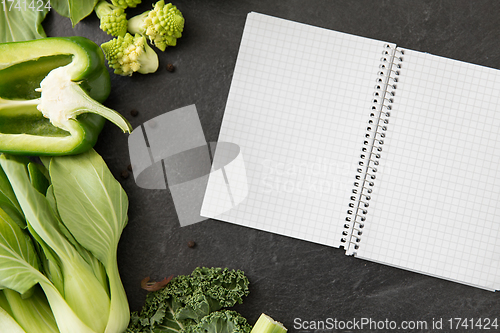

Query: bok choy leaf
48 149 129 333
0 206 40 295
0 205 94 333
0 148 131 333
2 287 59 333
0 1 49 43
0 155 104 333
0 305 26 333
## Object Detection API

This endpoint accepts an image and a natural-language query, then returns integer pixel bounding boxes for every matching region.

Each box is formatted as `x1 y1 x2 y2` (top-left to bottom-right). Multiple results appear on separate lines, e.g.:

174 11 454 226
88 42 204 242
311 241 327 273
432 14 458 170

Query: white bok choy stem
46 149 130 333
0 202 96 333
0 155 107 333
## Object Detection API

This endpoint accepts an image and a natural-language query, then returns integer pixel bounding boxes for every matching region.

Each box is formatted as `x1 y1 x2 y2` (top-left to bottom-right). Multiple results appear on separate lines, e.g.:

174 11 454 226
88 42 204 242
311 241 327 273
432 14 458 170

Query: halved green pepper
0 36 132 156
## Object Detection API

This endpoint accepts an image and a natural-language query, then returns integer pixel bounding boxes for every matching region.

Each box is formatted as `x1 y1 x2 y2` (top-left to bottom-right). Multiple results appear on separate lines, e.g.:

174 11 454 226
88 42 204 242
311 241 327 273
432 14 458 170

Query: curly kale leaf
127 267 250 333
184 310 252 333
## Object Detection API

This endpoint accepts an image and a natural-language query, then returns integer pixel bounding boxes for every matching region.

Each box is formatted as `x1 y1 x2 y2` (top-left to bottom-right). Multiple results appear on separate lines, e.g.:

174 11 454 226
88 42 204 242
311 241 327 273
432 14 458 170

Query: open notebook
201 12 500 291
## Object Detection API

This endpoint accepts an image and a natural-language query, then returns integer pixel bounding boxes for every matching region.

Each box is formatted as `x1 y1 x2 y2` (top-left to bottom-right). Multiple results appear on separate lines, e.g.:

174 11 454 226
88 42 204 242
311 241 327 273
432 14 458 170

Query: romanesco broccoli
111 0 141 8
95 1 128 37
128 0 184 51
101 33 159 76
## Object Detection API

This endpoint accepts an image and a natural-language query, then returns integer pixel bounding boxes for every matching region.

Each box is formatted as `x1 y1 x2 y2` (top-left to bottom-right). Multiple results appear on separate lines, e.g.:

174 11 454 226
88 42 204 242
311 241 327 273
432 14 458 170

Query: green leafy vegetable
0 154 110 332
0 205 40 295
27 162 50 194
127 267 250 333
0 165 24 228
48 149 130 333
0 148 130 333
184 310 252 333
0 202 95 333
50 0 99 27
250 314 287 333
2 287 59 333
0 1 49 43
0 304 27 333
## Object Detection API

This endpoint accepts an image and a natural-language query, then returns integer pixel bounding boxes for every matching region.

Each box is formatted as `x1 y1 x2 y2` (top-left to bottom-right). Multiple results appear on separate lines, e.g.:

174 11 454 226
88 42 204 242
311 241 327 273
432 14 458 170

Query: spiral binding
342 44 404 255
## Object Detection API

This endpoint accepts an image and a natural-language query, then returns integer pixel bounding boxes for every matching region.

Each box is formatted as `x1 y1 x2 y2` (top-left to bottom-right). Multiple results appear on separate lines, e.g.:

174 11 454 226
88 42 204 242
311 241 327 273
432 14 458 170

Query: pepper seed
166 63 175 72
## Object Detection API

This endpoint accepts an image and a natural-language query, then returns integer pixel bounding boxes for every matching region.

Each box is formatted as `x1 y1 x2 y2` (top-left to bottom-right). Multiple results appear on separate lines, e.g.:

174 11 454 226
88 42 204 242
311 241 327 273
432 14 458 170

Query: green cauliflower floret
184 310 252 333
126 267 250 333
128 0 184 51
111 0 141 8
101 33 159 76
95 1 128 37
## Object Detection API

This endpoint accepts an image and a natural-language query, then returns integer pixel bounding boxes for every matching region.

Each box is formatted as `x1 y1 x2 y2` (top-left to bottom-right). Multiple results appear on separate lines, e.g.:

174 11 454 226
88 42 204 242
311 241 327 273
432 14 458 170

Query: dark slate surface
44 1 500 332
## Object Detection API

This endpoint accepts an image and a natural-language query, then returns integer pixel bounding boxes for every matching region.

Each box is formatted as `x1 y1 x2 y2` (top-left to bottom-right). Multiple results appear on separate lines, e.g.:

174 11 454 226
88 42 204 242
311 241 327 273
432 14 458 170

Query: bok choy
0 149 129 333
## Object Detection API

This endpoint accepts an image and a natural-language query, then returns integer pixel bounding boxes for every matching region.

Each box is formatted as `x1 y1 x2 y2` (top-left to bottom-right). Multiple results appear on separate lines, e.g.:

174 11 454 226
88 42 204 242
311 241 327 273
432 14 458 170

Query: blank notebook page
201 12 391 247
357 49 500 290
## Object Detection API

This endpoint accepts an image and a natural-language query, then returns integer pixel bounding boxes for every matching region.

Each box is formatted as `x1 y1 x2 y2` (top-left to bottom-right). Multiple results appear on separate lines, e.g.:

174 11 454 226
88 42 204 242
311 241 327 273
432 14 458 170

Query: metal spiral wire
342 44 404 254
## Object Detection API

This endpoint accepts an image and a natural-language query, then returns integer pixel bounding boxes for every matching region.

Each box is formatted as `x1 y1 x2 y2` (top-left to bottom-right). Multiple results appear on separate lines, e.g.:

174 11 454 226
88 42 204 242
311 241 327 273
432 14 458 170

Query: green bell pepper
0 36 132 156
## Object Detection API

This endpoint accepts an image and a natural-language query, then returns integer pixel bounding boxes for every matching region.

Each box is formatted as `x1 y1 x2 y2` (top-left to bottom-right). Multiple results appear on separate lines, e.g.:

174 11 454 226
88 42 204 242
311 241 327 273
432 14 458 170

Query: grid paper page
356 49 500 290
201 12 393 248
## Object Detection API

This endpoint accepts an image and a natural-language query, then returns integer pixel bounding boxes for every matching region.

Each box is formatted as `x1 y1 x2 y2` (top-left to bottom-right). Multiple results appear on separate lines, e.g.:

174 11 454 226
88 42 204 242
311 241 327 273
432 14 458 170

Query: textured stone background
45 1 500 331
